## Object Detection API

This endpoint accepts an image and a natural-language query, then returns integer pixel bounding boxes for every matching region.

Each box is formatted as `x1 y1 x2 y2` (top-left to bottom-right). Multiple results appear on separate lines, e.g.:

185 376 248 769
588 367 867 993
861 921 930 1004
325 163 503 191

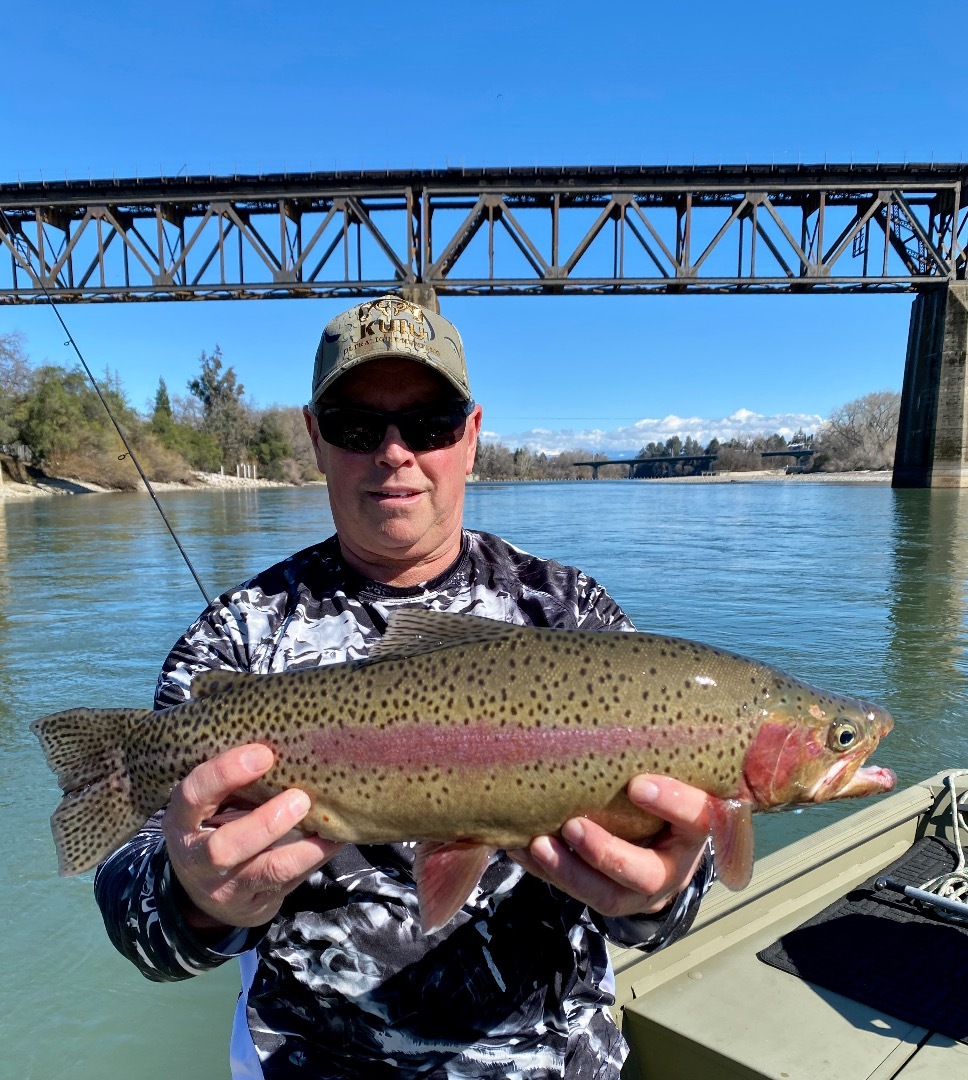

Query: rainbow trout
32 610 895 932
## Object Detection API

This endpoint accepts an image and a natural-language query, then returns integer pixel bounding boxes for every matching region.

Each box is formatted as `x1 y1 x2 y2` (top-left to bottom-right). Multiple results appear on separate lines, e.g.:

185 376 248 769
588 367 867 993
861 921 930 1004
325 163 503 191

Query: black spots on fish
649 667 657 677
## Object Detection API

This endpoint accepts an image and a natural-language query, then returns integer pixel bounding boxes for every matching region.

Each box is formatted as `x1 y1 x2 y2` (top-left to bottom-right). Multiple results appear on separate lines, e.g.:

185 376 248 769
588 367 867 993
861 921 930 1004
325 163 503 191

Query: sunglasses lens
316 402 474 453
399 408 470 451
317 409 384 453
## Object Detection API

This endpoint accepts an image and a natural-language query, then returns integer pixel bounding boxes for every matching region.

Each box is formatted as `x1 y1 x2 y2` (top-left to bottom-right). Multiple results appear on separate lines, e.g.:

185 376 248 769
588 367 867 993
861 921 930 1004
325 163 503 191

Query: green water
2 481 966 1078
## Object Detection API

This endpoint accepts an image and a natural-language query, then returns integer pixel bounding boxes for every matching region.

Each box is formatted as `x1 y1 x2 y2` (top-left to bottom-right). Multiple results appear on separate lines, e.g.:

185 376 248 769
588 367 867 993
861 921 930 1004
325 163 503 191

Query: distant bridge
574 454 718 479
2 162 968 487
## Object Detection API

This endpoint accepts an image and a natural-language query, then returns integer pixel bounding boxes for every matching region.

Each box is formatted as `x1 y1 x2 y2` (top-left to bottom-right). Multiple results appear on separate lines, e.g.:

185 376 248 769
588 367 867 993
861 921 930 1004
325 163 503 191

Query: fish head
741 682 896 809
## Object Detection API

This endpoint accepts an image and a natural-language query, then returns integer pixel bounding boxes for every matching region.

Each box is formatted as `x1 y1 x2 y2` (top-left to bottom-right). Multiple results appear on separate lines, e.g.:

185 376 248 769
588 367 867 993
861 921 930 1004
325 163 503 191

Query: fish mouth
807 755 897 801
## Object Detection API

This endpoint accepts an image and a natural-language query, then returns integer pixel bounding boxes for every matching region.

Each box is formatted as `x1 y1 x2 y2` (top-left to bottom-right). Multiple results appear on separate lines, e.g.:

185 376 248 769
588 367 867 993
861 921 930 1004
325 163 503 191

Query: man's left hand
507 774 710 917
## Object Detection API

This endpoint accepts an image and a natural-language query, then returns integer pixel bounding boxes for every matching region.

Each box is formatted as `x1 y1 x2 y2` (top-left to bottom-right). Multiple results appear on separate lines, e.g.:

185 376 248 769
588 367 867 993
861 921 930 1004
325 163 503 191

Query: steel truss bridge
1 163 967 303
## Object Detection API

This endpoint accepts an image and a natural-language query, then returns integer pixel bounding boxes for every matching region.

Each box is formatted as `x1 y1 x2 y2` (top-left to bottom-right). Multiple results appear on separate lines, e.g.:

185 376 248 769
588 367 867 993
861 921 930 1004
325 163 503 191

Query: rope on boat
919 770 968 923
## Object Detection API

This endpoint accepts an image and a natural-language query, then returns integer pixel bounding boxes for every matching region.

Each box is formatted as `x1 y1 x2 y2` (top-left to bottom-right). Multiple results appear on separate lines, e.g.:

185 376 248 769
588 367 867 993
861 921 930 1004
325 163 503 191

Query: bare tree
818 390 901 470
0 331 33 446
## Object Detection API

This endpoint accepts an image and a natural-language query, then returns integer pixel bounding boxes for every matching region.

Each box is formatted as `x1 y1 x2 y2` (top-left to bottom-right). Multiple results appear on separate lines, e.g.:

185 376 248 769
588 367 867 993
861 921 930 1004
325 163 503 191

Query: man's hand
508 775 710 918
162 743 344 933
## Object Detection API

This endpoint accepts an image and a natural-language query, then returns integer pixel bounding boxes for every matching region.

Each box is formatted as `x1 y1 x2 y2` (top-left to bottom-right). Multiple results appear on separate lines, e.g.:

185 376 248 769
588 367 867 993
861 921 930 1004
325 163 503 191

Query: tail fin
31 708 152 876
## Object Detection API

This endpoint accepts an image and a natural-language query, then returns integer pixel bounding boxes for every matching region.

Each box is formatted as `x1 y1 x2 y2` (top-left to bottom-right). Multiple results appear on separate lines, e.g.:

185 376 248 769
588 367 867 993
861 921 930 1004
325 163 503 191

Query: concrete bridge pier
894 283 968 488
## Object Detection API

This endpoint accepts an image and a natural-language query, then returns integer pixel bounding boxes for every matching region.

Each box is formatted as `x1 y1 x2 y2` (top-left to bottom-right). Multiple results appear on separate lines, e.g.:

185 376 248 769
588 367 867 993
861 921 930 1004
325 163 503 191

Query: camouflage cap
311 295 471 404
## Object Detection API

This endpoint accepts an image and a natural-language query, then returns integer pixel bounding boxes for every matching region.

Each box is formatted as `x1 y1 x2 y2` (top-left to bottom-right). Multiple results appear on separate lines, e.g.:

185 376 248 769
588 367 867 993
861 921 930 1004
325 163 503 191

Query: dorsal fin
366 609 523 664
190 669 249 699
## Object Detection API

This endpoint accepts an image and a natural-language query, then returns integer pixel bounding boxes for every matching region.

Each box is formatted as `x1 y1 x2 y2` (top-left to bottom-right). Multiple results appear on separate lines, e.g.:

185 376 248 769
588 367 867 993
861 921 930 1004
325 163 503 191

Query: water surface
3 480 965 1078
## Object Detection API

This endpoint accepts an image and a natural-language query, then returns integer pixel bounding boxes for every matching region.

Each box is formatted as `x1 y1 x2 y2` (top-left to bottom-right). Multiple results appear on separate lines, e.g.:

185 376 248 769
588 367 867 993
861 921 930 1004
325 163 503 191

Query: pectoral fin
707 797 755 890
413 841 496 934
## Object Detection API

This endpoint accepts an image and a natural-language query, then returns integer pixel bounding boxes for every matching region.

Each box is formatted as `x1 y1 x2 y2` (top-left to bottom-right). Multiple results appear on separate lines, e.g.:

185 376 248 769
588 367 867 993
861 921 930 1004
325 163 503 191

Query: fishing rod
1 210 214 605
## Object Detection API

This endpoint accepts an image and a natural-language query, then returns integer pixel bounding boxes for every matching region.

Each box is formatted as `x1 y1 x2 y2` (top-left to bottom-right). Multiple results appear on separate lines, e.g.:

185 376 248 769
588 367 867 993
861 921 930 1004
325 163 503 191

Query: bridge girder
0 164 965 302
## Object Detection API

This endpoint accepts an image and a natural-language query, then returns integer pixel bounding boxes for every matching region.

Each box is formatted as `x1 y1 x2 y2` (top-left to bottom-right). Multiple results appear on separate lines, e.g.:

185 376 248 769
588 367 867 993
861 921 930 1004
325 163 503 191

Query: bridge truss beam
0 164 966 303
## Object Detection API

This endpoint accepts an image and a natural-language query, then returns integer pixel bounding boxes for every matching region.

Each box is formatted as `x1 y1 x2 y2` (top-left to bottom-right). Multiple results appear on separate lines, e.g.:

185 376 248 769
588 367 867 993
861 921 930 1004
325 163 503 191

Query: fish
31 609 896 933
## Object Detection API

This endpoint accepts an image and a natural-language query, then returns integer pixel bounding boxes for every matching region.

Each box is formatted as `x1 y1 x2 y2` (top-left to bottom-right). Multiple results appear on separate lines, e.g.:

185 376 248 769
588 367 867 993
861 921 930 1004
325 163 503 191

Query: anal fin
707 797 755 890
414 841 496 934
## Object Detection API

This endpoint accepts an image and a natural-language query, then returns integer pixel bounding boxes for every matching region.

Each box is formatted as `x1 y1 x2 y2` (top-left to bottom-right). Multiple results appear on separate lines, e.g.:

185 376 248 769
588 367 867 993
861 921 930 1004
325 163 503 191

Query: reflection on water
0 504 8 705
3 481 968 1079
885 490 968 786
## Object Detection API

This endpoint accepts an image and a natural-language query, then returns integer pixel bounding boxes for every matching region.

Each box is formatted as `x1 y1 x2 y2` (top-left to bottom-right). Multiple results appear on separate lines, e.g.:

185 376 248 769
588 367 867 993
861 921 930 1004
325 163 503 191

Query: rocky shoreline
0 470 324 501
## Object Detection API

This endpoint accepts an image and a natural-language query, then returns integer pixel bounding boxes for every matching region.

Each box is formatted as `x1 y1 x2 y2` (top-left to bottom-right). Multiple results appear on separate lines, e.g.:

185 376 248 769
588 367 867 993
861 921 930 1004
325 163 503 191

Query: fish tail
31 707 151 876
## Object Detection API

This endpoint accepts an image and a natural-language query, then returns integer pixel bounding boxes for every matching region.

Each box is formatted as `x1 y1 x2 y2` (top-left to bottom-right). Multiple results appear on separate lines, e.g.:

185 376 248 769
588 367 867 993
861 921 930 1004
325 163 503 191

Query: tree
150 379 174 432
187 346 251 468
818 390 901 470
0 331 32 447
251 411 294 479
19 366 88 462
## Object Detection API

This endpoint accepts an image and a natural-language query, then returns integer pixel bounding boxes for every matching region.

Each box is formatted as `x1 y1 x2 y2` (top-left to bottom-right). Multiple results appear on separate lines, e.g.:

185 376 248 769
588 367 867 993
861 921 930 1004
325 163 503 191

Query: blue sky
3 0 963 454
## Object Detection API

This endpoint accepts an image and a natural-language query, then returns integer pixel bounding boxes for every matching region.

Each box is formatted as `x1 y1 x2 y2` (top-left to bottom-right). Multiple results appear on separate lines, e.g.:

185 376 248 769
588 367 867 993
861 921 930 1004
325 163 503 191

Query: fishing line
1 209 214 605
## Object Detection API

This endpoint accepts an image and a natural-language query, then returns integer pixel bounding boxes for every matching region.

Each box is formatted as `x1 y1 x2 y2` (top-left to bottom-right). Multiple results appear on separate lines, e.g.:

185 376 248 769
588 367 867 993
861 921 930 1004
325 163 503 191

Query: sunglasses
313 399 475 454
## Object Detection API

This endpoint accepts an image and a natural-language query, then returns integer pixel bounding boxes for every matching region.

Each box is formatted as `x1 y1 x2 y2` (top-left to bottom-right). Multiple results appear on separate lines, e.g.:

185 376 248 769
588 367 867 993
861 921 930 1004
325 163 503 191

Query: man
95 294 714 1079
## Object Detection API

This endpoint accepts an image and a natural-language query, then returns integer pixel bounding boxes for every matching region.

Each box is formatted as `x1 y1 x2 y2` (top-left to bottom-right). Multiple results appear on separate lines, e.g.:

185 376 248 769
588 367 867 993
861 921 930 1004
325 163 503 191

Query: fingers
510 825 687 917
203 789 312 873
162 745 343 930
166 743 274 833
627 774 712 835
508 775 712 919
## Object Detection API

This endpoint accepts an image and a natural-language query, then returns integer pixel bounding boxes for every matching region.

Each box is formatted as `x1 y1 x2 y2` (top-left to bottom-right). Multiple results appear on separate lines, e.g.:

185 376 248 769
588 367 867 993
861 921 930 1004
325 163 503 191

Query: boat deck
610 773 968 1079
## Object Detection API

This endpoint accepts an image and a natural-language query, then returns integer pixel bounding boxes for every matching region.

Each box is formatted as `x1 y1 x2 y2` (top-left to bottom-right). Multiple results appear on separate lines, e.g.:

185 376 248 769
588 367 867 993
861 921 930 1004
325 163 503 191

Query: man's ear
465 404 483 476
303 406 327 476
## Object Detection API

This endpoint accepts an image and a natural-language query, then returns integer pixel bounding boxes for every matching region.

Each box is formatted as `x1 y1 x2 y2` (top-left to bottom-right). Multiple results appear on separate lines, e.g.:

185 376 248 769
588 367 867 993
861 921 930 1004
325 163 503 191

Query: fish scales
127 631 777 846
32 609 895 931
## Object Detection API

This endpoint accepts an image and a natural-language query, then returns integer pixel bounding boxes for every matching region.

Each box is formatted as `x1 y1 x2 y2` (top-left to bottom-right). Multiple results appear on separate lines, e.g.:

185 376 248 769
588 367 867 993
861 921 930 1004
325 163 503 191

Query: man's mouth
370 489 421 500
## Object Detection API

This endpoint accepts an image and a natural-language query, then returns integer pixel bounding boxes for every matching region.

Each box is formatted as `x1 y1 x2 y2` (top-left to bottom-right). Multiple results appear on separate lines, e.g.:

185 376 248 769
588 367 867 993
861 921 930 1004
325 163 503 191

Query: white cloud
485 409 824 457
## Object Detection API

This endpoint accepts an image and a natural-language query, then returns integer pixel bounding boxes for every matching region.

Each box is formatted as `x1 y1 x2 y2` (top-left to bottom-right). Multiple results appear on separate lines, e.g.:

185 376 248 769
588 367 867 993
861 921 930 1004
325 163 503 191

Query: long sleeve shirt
95 530 711 1079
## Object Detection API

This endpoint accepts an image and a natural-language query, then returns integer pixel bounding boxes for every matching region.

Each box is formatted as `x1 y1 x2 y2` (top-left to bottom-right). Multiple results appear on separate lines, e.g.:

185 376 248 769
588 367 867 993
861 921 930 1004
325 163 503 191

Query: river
3 480 966 1078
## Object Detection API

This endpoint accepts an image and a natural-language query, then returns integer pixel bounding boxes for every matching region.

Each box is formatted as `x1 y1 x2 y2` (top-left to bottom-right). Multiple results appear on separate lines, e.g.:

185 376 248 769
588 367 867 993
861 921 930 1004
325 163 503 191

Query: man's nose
376 424 414 466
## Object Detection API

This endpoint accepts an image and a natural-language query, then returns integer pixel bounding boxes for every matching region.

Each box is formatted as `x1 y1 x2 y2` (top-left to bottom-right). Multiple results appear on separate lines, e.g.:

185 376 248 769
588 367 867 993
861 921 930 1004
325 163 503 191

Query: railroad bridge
1 163 967 487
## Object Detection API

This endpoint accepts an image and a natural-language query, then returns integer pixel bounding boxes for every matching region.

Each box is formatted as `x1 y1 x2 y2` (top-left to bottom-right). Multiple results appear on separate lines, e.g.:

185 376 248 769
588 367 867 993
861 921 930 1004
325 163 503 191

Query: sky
2 0 964 455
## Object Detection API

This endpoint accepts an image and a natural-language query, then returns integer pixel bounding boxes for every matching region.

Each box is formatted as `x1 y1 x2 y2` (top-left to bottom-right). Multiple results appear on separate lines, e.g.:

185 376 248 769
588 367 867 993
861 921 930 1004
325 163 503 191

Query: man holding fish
72 295 892 1078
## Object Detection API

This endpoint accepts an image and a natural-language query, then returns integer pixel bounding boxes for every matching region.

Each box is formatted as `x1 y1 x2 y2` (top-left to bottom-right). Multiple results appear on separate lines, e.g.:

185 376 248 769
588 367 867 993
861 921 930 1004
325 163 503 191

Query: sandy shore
0 467 891 502
0 470 323 502
633 468 893 485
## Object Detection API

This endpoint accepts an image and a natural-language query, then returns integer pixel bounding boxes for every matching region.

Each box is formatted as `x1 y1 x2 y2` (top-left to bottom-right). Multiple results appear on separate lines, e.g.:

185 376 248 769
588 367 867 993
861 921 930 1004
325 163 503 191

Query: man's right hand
162 743 343 933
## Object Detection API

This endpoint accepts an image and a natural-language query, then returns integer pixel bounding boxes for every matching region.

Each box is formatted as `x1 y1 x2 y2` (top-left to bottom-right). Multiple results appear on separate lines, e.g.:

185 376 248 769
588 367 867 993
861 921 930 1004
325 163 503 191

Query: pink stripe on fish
310 719 716 770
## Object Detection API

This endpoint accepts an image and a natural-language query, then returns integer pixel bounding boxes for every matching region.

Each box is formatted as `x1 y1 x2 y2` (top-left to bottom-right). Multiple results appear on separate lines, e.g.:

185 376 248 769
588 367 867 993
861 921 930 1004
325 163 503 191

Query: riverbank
637 468 893 484
0 468 892 501
0 470 324 501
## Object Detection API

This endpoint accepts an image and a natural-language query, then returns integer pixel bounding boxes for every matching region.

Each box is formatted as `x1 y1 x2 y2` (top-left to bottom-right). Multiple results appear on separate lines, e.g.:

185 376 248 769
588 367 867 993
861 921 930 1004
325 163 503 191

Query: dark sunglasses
313 399 475 454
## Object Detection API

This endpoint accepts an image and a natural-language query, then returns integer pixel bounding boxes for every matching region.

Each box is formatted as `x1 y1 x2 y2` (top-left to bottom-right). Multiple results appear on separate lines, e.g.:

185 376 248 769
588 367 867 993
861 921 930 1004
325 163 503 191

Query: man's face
304 358 482 585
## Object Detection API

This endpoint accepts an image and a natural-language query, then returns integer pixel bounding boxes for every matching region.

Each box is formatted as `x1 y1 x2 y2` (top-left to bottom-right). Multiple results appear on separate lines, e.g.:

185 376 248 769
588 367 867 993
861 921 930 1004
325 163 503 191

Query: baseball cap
311 294 471 405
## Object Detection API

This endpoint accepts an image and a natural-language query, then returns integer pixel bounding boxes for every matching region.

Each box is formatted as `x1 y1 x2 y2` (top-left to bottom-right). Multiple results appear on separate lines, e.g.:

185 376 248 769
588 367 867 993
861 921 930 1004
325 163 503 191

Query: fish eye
828 719 858 752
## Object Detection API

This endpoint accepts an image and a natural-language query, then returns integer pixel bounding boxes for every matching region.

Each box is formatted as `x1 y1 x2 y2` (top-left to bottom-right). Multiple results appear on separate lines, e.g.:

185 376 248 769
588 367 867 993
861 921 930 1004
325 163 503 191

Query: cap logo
358 296 436 345
313 293 469 403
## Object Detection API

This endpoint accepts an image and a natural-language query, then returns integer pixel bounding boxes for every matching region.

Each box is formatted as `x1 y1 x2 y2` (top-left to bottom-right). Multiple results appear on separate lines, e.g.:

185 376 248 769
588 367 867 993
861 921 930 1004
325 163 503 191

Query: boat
611 769 968 1079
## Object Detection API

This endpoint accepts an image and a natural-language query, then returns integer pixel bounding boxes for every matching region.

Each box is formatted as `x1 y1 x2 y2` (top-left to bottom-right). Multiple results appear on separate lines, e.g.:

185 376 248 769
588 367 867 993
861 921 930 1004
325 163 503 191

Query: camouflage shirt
94 530 711 1079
